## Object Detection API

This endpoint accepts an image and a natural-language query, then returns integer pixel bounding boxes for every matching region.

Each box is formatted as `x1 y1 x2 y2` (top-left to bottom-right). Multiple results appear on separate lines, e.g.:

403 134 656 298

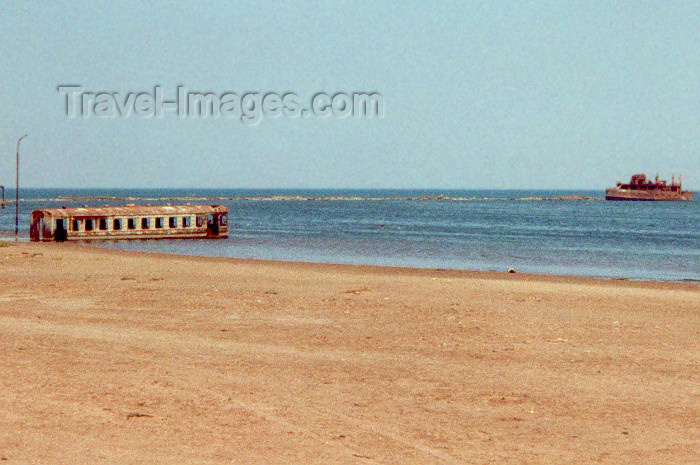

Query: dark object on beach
605 174 693 201
508 268 516 273
30 205 228 242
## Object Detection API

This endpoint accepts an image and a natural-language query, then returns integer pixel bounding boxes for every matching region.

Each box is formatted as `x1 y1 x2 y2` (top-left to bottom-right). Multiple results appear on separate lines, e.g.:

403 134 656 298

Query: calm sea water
2 188 698 282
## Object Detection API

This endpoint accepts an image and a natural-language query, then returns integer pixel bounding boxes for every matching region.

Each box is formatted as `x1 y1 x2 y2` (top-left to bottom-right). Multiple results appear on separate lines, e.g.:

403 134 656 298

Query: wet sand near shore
0 242 698 464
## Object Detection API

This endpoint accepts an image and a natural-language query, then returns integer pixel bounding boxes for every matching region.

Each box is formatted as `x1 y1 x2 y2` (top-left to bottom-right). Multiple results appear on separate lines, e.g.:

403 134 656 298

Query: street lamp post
15 134 28 239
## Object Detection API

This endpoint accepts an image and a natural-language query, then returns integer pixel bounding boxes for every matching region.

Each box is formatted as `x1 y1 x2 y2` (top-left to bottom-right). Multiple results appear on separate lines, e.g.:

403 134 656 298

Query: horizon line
7 186 698 193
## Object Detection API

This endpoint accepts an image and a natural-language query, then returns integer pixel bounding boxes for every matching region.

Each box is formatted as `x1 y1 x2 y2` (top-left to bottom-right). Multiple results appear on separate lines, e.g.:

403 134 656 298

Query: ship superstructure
605 174 693 201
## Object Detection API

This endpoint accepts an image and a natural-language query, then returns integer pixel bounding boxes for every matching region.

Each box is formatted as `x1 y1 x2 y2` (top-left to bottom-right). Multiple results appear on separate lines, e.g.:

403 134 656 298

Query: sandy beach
0 242 698 464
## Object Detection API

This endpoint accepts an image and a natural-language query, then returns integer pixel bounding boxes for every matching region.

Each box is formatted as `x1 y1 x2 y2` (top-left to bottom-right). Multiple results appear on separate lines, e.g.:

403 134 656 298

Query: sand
0 242 698 464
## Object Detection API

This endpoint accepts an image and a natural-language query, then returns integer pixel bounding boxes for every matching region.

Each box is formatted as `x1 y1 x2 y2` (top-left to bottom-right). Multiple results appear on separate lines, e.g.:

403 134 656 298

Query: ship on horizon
605 174 693 201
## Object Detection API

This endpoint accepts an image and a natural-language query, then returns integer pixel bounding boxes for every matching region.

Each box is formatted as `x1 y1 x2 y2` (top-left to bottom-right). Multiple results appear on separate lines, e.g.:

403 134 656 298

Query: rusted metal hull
605 188 693 201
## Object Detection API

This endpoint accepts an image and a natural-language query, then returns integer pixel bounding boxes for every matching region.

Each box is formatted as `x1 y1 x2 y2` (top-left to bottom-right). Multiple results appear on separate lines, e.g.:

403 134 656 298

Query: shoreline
3 239 699 286
3 238 699 284
1 242 699 464
76 241 700 287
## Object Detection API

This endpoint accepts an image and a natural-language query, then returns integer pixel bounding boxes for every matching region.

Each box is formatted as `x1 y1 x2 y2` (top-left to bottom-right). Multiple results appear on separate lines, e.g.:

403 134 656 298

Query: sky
0 1 698 189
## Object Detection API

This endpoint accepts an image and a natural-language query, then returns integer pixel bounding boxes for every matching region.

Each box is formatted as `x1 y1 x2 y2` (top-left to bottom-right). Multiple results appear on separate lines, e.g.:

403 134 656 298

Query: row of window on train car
67 215 207 232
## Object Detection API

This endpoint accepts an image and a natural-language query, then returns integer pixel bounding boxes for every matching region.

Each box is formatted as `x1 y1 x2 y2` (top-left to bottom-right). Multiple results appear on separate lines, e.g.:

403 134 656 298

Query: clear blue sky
1 1 697 189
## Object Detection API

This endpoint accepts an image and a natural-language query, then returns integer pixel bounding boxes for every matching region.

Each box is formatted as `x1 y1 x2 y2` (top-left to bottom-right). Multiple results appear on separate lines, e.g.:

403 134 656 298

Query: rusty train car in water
30 205 228 242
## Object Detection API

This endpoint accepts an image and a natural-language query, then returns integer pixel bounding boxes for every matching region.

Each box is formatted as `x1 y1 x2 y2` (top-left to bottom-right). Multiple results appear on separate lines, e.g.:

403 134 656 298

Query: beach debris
508 268 516 273
343 287 370 295
126 412 152 419
17 251 43 258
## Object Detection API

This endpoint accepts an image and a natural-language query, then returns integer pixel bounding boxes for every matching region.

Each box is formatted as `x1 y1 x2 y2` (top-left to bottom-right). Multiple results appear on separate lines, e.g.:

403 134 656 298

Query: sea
2 188 698 283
